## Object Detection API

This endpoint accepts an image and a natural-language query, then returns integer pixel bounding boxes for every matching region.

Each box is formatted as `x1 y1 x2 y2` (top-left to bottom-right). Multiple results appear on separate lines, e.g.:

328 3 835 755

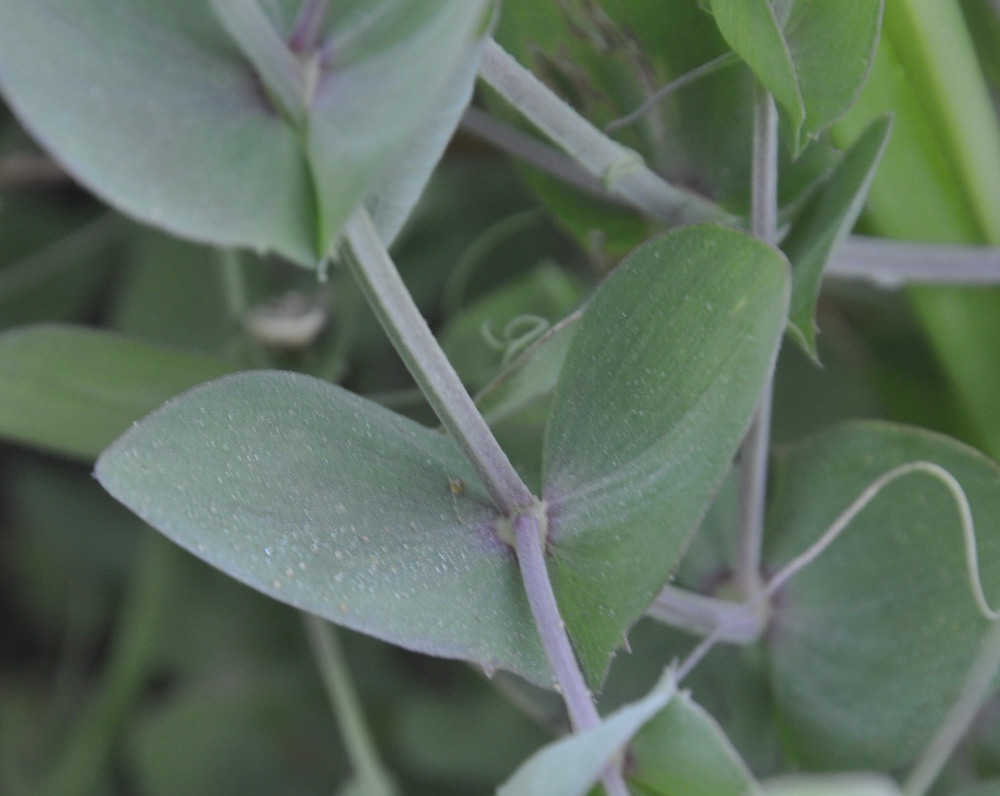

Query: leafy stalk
341 207 629 795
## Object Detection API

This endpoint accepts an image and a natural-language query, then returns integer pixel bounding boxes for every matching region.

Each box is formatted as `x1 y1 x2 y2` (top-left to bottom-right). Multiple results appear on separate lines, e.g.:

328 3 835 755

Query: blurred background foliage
2 0 999 792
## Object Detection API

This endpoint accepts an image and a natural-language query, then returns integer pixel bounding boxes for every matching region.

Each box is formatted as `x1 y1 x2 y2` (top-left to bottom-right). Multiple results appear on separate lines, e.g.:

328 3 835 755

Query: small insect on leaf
448 477 465 495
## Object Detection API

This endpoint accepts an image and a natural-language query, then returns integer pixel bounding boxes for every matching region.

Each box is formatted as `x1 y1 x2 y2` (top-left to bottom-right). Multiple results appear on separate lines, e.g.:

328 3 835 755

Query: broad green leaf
543 225 790 683
764 421 1000 770
760 774 901 796
783 115 892 358
0 1 492 266
497 673 676 796
0 325 234 460
628 690 760 796
95 371 551 683
709 0 883 153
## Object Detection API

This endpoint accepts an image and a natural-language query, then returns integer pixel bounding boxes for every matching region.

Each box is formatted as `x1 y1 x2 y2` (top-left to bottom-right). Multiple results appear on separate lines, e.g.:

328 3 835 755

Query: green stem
303 616 397 793
342 207 535 516
735 84 779 600
512 512 630 796
39 532 173 796
647 585 764 644
479 38 733 227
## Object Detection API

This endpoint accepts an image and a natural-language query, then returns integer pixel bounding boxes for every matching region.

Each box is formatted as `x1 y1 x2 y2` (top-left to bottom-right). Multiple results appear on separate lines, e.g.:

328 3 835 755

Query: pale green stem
647 585 763 644
341 207 534 516
512 512 630 796
303 616 397 794
735 84 779 600
827 237 1000 286
479 38 733 227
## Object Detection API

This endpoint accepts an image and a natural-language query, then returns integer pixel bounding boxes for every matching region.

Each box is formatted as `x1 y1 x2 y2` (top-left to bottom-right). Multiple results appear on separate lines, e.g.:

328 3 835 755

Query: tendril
764 461 998 622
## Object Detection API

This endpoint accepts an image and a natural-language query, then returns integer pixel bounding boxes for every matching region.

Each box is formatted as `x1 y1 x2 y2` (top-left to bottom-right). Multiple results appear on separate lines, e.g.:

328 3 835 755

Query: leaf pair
708 0 884 155
0 0 494 265
96 225 790 686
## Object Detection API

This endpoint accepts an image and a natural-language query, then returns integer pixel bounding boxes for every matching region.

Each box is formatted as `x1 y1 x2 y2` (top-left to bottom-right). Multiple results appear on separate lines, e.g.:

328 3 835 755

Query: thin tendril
763 461 998 621
604 52 738 134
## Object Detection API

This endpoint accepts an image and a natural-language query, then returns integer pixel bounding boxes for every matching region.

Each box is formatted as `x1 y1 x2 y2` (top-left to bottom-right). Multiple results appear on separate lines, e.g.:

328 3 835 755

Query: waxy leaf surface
764 421 1000 770
543 225 790 682
0 325 234 461
709 0 883 152
96 371 550 683
0 0 491 265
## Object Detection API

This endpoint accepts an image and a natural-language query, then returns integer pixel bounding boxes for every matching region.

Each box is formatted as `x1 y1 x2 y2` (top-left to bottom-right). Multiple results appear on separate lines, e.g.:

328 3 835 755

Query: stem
750 86 779 245
478 38 733 227
735 84 779 600
303 615 397 793
827 237 1000 286
343 207 626 795
903 619 1000 796
342 207 535 516
40 533 173 796
647 585 764 644
512 512 630 796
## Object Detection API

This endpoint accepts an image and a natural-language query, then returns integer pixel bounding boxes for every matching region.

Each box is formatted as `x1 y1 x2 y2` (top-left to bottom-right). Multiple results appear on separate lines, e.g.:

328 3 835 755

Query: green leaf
709 0 802 135
95 370 551 683
0 325 235 460
543 225 790 683
0 0 492 266
783 114 892 358
760 774 901 796
763 421 1000 770
497 672 676 796
709 0 883 153
628 690 760 796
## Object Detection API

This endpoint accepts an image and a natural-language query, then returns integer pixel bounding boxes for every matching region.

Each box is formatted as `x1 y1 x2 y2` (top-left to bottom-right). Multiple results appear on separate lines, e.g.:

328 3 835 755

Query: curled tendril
480 314 551 367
